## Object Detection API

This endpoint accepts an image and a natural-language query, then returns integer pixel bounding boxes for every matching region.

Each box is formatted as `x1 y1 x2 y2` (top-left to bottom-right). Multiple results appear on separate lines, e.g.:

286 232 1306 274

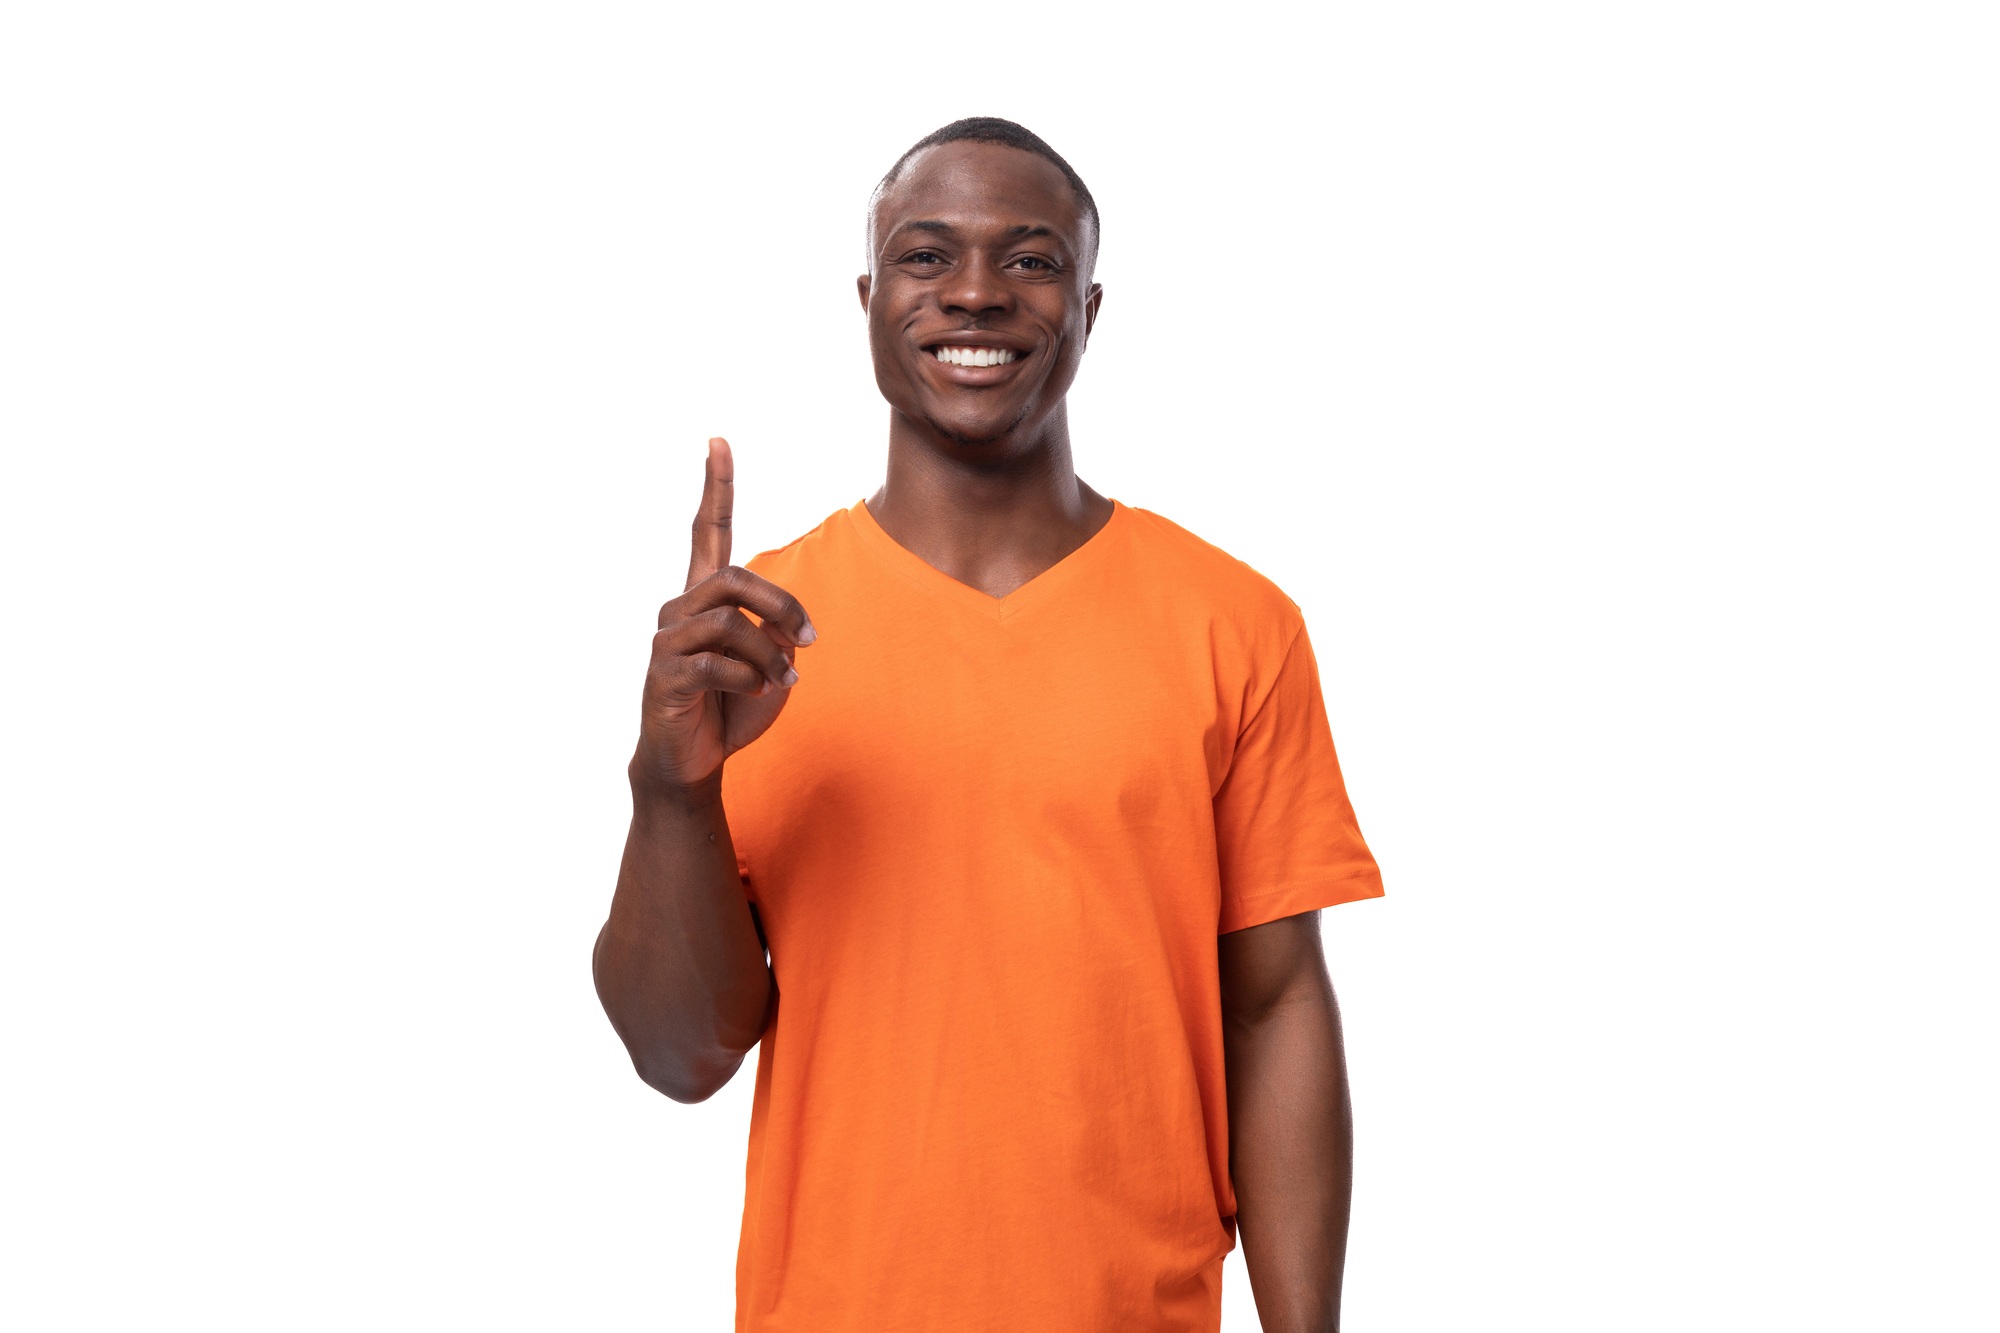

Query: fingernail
779 666 799 688
797 621 817 645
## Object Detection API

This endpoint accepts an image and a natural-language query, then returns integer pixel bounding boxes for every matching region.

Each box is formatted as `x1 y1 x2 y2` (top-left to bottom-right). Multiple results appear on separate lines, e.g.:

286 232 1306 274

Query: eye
1012 255 1053 271
905 250 945 265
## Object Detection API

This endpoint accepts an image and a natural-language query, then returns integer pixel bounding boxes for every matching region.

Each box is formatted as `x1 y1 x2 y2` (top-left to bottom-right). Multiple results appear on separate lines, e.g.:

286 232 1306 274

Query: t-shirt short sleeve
1214 619 1384 933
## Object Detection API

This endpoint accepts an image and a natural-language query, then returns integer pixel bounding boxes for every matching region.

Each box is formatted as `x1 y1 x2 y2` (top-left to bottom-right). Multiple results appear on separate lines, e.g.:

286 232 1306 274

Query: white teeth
932 346 1019 367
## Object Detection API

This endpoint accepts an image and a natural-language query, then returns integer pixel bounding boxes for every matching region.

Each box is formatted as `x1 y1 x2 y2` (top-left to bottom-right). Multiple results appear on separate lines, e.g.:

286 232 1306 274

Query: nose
940 253 1013 318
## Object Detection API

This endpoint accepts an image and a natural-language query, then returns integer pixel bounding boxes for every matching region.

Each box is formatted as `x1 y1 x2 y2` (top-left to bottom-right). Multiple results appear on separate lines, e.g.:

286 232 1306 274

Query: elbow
636 1059 740 1105
595 938 773 1104
631 1045 750 1104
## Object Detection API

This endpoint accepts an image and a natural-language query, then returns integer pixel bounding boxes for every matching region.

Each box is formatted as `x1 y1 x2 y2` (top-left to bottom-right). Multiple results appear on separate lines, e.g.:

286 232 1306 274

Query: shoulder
1115 503 1307 645
740 506 852 587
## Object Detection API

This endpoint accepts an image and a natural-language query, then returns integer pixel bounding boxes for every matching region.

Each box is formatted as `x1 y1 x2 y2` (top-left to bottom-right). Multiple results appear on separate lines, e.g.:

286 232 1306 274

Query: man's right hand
632 437 816 798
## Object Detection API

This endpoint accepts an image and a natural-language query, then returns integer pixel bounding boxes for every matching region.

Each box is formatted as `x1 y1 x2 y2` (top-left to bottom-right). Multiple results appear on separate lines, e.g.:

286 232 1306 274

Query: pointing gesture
686 434 736 591
634 438 816 796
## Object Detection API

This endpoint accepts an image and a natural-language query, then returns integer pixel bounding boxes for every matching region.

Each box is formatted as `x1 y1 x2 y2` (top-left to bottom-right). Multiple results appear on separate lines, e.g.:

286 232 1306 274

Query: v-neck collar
845 496 1128 623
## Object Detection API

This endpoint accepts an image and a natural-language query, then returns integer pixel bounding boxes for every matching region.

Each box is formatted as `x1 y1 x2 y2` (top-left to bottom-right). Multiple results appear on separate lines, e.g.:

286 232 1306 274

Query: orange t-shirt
722 496 1383 1332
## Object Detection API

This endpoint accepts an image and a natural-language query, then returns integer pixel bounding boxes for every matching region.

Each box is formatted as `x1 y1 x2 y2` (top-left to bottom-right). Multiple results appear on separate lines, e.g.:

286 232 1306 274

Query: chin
923 402 1036 449
932 421 1008 447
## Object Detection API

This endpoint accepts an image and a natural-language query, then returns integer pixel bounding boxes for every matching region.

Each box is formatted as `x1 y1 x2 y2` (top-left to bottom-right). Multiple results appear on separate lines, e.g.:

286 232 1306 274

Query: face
859 141 1102 451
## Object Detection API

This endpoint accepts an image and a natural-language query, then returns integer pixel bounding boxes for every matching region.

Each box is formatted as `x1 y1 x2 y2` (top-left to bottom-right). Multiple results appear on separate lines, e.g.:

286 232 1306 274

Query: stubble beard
927 395 1039 451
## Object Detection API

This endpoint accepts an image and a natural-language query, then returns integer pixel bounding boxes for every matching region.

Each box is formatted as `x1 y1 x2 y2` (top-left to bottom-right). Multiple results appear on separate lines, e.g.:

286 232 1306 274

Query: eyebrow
896 222 1080 260
894 220 1065 244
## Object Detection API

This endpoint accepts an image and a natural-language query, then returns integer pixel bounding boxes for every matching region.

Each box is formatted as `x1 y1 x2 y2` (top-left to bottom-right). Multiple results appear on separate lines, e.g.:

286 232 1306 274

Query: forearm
593 768 774 1102
1223 980 1353 1333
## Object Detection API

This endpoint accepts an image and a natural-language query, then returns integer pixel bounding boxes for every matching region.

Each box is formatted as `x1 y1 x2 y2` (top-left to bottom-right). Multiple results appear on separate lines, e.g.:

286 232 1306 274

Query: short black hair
867 117 1100 273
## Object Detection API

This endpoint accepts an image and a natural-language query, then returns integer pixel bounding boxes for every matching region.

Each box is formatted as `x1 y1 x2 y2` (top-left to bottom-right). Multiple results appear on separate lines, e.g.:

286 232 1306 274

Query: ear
1082 283 1103 344
857 274 871 312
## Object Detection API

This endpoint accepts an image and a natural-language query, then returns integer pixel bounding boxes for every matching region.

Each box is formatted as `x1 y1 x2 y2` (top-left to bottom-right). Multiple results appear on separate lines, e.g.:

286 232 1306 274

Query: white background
3 2 1994 1329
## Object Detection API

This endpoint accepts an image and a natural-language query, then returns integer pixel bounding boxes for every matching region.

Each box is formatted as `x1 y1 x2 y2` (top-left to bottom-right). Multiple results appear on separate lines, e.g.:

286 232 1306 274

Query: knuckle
698 605 742 633
653 630 705 666
645 655 685 695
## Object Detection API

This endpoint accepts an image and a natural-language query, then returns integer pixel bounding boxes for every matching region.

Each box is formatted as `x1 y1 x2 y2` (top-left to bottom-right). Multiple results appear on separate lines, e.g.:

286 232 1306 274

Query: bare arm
592 438 815 1103
593 775 772 1102
1219 908 1354 1333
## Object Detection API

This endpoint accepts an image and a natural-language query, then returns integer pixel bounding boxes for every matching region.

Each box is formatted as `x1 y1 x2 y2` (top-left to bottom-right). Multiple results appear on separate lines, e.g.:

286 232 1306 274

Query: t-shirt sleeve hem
1217 869 1385 934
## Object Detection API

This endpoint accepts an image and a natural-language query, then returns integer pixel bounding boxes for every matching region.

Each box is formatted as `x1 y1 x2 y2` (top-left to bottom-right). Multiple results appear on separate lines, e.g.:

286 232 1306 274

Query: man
593 118 1383 1333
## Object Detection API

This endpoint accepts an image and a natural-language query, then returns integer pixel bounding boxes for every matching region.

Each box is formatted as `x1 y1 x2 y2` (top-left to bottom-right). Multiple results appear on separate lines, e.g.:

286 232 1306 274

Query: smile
931 346 1022 367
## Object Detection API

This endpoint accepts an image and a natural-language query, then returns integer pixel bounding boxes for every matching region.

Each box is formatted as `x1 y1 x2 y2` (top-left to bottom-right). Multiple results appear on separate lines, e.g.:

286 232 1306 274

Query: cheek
867 317 905 373
1046 320 1089 368
1046 302 1089 348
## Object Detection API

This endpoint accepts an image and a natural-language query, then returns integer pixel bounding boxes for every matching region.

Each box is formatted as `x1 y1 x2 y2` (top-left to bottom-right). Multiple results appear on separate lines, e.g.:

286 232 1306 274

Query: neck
866 402 1113 598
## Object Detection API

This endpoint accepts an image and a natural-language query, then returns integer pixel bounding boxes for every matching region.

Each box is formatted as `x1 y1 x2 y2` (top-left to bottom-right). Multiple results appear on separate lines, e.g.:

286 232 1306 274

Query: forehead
873 140 1088 247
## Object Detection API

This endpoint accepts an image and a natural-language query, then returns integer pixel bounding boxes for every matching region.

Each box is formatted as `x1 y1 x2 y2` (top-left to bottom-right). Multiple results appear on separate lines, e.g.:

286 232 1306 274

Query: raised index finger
686 437 733 592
